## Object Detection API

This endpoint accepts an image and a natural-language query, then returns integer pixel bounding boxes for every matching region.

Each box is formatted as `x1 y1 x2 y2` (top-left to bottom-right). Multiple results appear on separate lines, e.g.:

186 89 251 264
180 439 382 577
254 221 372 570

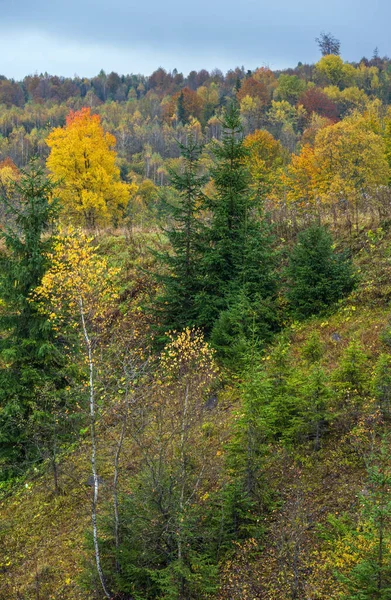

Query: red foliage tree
0 80 25 107
236 77 269 106
299 88 339 121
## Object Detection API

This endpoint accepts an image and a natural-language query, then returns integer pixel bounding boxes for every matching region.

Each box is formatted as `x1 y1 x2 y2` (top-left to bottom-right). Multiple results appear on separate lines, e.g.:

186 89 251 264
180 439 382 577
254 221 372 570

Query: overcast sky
0 0 388 79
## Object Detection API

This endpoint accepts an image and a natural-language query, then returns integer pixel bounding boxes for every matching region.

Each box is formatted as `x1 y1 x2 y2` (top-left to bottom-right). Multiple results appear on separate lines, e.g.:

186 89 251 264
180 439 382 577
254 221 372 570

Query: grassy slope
1 225 391 599
218 226 391 598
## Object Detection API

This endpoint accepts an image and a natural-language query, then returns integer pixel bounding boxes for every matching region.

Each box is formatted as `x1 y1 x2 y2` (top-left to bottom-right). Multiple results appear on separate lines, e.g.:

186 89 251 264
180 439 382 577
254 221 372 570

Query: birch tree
34 230 119 598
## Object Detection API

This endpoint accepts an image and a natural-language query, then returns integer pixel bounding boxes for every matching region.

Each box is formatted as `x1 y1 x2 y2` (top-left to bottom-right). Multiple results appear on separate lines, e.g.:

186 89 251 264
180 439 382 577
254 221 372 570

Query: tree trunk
113 418 126 574
79 296 111 599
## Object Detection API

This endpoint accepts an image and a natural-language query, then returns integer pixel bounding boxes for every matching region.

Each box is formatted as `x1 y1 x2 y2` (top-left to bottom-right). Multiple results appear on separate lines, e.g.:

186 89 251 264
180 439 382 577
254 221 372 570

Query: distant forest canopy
0 44 390 174
2 39 391 233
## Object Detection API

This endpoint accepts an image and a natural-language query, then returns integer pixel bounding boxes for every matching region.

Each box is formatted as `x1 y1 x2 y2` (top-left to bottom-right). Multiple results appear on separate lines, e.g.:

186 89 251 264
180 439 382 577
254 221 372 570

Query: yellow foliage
323 85 369 113
160 327 218 380
314 115 389 217
46 108 132 227
33 229 120 334
282 144 320 213
315 55 356 88
197 83 219 108
279 115 389 222
243 129 284 201
0 157 19 193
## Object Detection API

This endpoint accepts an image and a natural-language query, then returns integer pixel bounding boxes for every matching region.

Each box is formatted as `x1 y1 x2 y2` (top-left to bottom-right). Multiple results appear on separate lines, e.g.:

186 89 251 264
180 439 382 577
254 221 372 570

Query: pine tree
286 224 355 320
153 136 207 337
196 102 277 339
338 438 391 599
295 365 331 449
372 354 391 418
0 161 62 475
177 91 186 124
332 341 369 422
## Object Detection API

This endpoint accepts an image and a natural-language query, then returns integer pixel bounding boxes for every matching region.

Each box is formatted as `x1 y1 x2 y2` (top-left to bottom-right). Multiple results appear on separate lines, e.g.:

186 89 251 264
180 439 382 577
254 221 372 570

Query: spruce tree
0 161 62 475
286 224 355 320
154 136 207 336
338 439 391 599
177 91 186 124
372 353 391 418
196 101 277 339
294 365 330 449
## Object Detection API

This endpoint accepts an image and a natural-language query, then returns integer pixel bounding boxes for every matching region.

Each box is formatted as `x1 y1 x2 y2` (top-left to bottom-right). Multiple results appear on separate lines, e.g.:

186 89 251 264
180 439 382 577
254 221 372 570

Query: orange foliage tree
314 116 390 227
279 115 390 227
237 77 269 106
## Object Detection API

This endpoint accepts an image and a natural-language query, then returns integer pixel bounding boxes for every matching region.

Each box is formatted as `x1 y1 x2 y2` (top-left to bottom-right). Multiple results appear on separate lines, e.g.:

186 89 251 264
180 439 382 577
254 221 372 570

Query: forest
2 34 391 599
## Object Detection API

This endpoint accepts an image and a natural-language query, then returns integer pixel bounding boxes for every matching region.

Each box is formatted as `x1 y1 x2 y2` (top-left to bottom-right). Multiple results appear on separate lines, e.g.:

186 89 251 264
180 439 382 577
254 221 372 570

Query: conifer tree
338 438 391 599
197 102 277 338
0 161 61 474
225 346 274 526
177 91 186 124
154 136 207 336
286 224 355 320
295 365 330 449
372 353 391 418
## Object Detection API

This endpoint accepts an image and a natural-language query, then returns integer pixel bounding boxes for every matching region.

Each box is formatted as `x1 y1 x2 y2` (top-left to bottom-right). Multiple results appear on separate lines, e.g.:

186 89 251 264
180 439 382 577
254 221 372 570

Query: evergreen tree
262 338 299 441
372 353 391 418
301 331 325 364
338 438 391 599
227 348 274 516
286 224 355 320
177 91 186 124
0 161 63 475
196 102 277 339
99 329 220 599
153 136 207 337
294 365 331 449
209 291 276 370
332 341 369 422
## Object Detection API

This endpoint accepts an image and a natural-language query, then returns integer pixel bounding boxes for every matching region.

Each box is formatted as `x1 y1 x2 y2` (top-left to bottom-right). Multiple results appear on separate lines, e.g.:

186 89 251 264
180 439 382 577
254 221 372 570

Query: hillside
1 221 391 599
2 45 391 599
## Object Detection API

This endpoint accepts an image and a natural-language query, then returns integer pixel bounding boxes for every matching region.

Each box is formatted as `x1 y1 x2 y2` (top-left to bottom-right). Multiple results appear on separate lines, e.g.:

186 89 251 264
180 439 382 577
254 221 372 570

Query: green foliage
210 291 276 369
333 341 369 401
292 365 331 450
6 54 391 600
372 353 391 418
177 91 186 124
94 329 220 600
109 469 219 600
301 331 325 364
261 339 298 440
379 323 391 349
231 337 332 450
153 136 207 337
286 224 355 319
223 350 276 529
196 102 278 357
337 438 391 599
0 161 67 476
275 74 306 104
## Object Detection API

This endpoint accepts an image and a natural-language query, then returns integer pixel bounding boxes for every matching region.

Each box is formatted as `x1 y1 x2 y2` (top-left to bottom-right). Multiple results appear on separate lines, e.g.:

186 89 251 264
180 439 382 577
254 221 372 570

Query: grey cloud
1 0 390 77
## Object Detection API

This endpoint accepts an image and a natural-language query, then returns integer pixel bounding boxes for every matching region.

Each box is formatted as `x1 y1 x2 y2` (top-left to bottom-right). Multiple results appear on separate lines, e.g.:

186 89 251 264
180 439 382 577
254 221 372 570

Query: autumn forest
2 35 391 599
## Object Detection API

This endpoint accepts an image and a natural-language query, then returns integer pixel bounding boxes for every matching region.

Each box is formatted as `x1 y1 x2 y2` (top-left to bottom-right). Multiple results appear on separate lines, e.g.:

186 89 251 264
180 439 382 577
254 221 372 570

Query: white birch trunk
79 297 111 599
